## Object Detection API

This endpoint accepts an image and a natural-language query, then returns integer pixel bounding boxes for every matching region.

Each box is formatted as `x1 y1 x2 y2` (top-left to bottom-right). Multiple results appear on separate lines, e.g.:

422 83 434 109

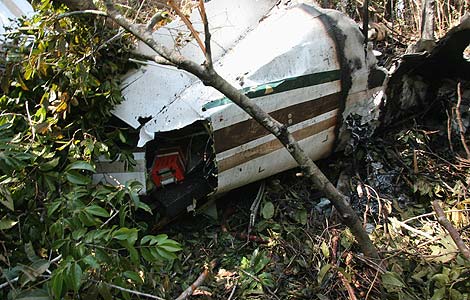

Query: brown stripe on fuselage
213 92 341 153
217 116 337 172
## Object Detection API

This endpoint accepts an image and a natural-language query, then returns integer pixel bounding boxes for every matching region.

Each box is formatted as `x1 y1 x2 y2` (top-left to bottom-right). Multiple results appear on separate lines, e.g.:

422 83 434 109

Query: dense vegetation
0 1 182 299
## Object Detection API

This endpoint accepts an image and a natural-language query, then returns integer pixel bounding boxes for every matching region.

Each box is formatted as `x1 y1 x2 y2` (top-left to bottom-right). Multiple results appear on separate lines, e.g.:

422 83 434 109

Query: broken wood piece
432 200 470 260
174 260 218 300
248 181 265 237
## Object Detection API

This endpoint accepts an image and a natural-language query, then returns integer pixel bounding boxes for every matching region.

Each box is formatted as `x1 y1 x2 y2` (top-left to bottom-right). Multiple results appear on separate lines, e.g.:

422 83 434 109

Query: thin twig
365 269 381 300
239 269 280 300
130 51 174 65
174 260 217 300
432 201 470 259
100 209 120 228
94 280 166 300
227 281 237 300
248 181 265 237
198 0 212 66
0 255 62 290
393 218 434 239
168 0 205 53
58 10 108 19
455 82 470 158
402 209 470 223
24 101 35 144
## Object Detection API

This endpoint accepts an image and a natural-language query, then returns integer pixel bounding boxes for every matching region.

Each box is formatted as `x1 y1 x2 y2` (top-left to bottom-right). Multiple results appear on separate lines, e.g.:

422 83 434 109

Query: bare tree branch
432 200 470 260
57 10 108 19
198 0 212 66
130 51 174 66
175 260 217 300
168 0 206 54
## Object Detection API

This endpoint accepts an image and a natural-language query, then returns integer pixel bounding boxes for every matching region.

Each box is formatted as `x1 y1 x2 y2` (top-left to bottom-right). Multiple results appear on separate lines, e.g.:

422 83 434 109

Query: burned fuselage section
96 1 386 217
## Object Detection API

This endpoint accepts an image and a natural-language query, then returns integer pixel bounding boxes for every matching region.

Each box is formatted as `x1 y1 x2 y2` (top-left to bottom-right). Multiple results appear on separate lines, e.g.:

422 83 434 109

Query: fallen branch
104 0 379 259
331 230 358 300
175 260 217 300
248 181 265 237
432 200 470 260
339 271 358 300
91 280 166 300
393 219 434 240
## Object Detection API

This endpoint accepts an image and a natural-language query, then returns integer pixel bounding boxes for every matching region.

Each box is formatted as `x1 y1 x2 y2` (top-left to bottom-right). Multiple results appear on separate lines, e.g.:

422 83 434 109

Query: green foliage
239 248 274 296
0 2 182 299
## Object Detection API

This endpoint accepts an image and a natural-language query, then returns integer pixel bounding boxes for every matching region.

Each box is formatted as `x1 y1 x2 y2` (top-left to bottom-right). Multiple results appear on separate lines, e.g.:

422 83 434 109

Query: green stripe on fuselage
202 69 341 111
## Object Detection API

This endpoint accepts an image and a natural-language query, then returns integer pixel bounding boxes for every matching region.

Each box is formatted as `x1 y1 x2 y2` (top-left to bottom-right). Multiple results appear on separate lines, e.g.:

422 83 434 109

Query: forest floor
158 87 470 299
123 1 470 299
153 28 470 300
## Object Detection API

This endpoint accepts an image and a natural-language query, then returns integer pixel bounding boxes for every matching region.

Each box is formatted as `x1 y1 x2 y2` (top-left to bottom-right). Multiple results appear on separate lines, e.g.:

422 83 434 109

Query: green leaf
159 239 181 247
70 263 82 292
85 205 109 218
317 263 332 284
123 271 143 284
47 201 62 217
95 248 111 264
0 185 14 211
25 242 40 262
294 209 308 225
261 201 275 219
152 234 168 245
155 247 177 260
113 227 138 245
39 157 60 171
430 287 446 300
141 235 153 245
66 171 91 185
158 243 182 253
0 217 18 230
66 161 96 173
78 211 99 226
83 255 100 270
320 241 330 259
381 271 405 293
51 271 64 298
72 227 87 240
128 245 139 264
137 201 152 213
140 248 156 263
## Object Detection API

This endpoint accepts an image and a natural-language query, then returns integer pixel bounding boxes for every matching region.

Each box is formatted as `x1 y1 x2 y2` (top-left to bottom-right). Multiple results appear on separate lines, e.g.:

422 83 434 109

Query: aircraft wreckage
92 0 387 217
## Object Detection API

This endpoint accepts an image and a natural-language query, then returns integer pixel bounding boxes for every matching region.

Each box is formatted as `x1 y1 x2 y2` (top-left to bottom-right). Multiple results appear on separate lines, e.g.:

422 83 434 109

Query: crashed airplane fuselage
96 0 386 217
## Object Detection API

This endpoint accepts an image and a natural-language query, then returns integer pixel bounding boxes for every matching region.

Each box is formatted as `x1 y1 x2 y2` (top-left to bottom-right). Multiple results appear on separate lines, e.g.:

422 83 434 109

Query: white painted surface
216 126 336 194
92 153 147 194
0 0 33 37
123 3 344 147
216 109 339 161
